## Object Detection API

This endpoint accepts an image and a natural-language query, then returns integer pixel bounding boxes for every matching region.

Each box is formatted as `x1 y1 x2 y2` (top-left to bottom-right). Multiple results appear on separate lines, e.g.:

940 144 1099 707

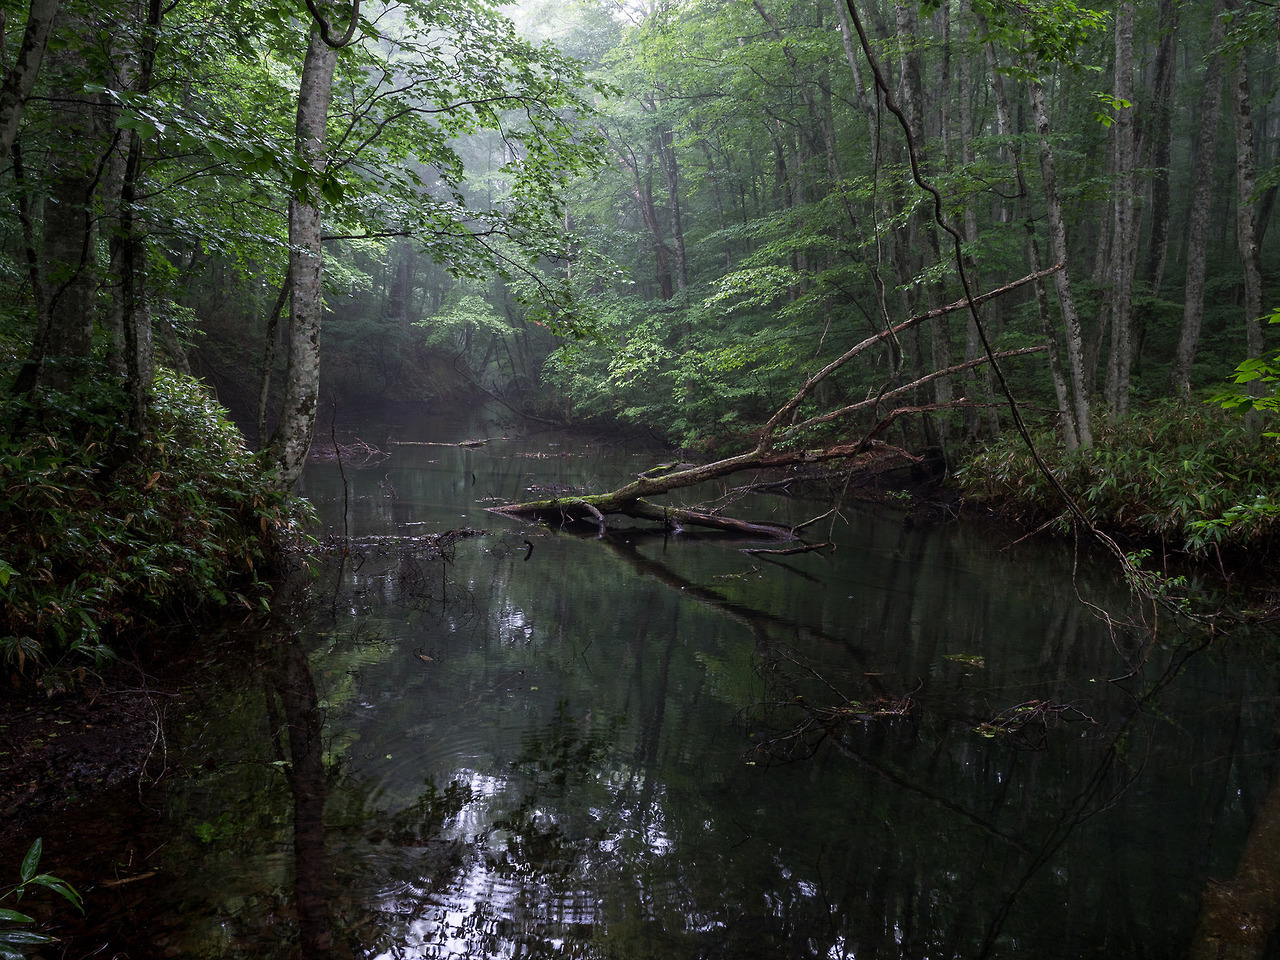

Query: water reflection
265 632 341 958
280 427 1276 958
11 410 1279 959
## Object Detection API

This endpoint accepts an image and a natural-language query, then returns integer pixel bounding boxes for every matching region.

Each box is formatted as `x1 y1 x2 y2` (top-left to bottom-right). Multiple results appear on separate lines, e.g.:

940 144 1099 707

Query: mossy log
487 440 915 539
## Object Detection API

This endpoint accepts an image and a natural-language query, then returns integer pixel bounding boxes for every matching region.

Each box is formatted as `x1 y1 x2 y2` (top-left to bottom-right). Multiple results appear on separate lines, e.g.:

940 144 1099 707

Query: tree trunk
656 122 687 294
986 33 1076 448
894 3 953 450
0 0 59 158
603 129 672 301
1142 0 1178 295
1230 20 1265 399
956 2 998 440
267 16 341 488
111 0 161 434
1171 0 1225 398
29 13 99 392
1104 0 1137 419
1030 75 1093 448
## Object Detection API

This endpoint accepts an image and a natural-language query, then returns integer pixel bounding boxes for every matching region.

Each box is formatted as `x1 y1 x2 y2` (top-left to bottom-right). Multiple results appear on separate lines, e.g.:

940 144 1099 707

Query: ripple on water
364 850 610 959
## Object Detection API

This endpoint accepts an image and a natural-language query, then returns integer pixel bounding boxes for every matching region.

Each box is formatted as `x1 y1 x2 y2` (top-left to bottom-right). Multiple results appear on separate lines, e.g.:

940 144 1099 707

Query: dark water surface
17 407 1280 958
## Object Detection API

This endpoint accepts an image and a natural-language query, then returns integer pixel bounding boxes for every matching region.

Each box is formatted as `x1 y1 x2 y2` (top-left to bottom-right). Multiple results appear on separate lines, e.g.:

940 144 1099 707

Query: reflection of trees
265 633 341 958
243 462 1276 960
1188 684 1280 960
590 526 1244 958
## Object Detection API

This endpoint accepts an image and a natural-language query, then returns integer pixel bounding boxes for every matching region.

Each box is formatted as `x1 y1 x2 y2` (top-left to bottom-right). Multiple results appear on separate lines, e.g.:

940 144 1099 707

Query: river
11 405 1280 959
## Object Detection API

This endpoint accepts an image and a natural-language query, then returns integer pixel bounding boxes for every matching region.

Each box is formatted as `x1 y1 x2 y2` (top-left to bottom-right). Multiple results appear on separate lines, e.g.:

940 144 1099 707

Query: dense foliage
504 0 1277 459
959 402 1280 556
0 363 304 686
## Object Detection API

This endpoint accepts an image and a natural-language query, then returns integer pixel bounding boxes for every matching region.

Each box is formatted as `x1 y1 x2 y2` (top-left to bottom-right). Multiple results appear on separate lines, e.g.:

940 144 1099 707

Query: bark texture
1030 76 1092 448
1104 0 1137 419
268 19 341 487
1171 0 1226 398
0 0 59 158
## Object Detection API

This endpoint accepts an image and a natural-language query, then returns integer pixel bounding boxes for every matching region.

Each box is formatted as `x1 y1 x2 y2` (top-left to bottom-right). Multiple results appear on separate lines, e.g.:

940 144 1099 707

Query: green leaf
19 840 40 884
319 176 345 205
0 909 33 924
28 876 82 910
0 931 54 945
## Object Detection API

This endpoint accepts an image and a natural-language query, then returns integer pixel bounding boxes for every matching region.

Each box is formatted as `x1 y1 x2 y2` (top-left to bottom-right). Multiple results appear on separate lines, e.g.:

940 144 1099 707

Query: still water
23 407 1280 958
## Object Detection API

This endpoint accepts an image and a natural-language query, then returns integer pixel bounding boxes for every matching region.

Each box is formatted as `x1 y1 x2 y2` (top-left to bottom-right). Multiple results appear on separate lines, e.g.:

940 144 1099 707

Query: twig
742 542 834 556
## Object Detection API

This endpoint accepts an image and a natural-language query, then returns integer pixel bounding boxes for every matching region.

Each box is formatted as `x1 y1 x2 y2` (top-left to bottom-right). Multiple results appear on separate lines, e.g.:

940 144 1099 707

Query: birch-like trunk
985 31 1075 446
268 22 340 488
1030 76 1093 448
1171 0 1225 398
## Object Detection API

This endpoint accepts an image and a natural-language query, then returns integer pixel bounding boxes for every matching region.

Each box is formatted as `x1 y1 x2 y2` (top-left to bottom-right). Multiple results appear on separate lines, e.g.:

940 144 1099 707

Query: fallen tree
487 266 1062 538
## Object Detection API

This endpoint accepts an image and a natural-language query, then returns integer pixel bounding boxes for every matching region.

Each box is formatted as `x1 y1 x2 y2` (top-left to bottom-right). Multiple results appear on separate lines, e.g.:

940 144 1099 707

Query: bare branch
781 345 1048 439
757 264 1064 448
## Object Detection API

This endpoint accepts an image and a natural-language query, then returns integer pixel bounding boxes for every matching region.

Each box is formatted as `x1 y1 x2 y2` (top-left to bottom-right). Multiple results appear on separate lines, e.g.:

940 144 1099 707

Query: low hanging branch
489 268 1061 539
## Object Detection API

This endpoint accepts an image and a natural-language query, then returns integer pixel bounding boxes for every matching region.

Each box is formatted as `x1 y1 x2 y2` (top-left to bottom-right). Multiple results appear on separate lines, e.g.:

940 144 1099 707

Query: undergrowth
0 366 307 689
958 401 1280 557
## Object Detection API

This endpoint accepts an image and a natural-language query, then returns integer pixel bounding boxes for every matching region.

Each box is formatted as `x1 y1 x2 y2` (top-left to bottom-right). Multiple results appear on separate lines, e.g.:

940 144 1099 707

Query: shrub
957 401 1280 555
0 367 306 686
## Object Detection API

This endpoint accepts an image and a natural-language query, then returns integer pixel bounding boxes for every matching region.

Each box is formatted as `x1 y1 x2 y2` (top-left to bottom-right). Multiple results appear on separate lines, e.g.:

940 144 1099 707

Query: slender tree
1104 0 1137 419
1171 0 1226 398
1030 74 1093 448
1228 7 1265 405
266 0 352 488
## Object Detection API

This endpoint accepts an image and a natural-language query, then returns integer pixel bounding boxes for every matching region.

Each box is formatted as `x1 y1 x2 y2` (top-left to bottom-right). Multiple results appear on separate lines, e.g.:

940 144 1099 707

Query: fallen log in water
489 266 1060 539
487 439 920 539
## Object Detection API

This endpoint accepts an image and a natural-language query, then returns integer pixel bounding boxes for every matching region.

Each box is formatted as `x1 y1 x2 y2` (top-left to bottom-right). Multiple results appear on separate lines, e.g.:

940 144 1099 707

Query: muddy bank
0 684 167 825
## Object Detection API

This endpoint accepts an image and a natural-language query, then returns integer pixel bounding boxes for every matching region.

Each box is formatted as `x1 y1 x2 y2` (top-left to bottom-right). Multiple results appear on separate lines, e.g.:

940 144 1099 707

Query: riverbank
0 368 303 692
955 402 1280 567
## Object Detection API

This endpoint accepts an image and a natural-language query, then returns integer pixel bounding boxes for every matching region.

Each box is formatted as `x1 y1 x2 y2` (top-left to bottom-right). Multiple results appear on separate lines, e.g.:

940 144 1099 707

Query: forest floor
0 682 168 830
0 620 256 860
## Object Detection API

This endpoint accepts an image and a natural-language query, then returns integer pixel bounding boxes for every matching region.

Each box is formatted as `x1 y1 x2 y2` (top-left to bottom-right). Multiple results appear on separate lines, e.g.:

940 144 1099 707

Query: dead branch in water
487 266 1061 538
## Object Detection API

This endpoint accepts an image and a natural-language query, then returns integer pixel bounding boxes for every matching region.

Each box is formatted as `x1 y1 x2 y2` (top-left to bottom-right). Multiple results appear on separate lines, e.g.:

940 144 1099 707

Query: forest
4 2 1280 956
1 0 1279 672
